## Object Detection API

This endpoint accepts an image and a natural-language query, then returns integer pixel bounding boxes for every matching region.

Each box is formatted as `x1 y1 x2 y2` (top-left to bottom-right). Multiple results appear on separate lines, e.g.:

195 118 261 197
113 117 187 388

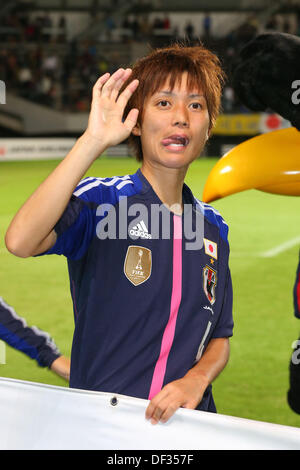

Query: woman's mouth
161 135 190 150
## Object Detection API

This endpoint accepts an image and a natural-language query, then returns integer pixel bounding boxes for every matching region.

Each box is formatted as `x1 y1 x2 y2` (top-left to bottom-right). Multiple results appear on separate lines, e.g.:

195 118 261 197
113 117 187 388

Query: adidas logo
129 220 152 239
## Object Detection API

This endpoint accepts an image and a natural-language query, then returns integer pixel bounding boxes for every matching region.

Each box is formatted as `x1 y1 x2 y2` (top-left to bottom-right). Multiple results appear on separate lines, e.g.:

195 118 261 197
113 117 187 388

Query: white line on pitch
259 236 300 258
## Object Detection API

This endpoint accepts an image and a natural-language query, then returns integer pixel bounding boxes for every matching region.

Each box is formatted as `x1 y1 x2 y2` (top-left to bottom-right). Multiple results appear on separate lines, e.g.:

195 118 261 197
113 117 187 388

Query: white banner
0 378 299 450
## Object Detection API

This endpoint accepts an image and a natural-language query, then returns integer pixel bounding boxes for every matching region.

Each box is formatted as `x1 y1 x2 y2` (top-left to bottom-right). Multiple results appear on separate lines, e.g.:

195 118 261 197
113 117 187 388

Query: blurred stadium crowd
1 3 300 114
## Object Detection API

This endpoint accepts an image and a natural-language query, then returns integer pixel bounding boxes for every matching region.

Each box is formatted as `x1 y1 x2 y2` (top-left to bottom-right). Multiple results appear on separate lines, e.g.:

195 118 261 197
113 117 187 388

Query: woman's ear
132 123 141 136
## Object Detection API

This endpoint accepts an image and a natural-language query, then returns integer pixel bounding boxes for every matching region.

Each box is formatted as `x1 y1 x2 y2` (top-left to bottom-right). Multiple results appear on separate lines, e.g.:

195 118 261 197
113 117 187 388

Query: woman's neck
140 161 188 215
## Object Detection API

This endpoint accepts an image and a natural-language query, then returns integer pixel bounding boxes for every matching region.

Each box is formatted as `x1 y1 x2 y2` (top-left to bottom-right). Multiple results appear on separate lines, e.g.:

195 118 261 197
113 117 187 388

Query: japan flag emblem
203 265 217 305
203 238 217 260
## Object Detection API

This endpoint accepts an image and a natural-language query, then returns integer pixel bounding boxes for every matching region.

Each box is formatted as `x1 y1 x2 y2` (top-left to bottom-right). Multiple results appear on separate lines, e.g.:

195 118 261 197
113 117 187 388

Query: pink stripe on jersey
148 214 183 400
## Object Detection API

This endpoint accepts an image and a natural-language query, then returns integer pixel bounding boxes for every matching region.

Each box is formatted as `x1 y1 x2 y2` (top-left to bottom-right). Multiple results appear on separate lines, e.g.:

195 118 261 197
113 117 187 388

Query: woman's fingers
110 68 133 101
100 68 129 99
88 69 139 146
92 68 125 101
92 69 138 107
123 108 139 133
92 72 111 100
92 68 138 105
116 78 139 109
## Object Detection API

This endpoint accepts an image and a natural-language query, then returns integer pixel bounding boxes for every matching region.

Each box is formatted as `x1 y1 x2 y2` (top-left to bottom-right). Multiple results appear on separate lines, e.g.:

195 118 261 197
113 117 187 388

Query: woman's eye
190 102 202 110
158 100 169 107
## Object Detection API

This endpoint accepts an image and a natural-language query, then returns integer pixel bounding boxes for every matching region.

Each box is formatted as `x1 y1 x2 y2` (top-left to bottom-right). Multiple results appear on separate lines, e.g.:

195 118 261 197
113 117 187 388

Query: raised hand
85 68 139 149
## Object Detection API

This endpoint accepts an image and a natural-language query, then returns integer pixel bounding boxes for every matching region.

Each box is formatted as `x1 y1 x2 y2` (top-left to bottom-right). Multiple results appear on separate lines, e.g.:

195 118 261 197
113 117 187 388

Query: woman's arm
5 69 139 258
145 337 230 424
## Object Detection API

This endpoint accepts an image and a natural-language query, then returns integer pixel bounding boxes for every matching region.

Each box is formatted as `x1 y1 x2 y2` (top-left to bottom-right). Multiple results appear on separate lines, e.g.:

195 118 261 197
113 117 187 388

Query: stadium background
1 0 300 428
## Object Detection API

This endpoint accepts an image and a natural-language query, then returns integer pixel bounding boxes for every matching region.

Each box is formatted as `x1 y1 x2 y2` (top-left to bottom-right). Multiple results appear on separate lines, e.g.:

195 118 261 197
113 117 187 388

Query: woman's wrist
77 131 109 162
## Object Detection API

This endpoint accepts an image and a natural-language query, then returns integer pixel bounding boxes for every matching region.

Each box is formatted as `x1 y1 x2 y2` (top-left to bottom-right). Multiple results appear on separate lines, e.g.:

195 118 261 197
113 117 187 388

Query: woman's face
133 72 210 172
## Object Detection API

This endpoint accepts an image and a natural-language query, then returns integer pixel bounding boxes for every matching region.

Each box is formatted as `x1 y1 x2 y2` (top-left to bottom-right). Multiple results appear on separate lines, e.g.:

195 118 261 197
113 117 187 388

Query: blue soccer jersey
42 168 233 412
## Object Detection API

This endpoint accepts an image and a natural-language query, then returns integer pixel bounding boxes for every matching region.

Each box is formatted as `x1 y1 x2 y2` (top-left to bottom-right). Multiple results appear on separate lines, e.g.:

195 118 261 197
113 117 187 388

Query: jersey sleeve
293 251 300 319
40 191 97 261
211 267 234 339
0 297 61 368
38 175 136 260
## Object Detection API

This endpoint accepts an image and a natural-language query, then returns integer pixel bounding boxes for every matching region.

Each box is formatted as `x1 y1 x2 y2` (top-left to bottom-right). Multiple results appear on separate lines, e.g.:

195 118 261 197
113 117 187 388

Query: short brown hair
122 42 226 161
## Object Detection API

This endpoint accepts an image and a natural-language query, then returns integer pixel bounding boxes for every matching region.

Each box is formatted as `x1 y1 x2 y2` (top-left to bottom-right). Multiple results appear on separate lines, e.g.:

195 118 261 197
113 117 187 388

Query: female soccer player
5 43 233 425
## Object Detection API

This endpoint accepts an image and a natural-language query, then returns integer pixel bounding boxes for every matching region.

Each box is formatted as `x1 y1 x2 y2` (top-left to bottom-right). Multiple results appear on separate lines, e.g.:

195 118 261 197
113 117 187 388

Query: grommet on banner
110 396 118 406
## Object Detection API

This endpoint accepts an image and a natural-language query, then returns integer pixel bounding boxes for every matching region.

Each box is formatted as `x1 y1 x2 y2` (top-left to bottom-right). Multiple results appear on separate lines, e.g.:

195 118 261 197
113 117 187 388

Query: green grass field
0 156 300 428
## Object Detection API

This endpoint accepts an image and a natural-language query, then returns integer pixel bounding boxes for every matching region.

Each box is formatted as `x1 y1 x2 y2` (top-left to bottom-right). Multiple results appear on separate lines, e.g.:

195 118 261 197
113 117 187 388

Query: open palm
86 68 139 149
